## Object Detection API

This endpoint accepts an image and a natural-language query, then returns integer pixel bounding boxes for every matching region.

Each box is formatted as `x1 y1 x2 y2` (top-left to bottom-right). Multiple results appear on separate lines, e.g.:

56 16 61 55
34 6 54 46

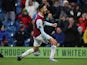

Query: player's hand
52 23 57 27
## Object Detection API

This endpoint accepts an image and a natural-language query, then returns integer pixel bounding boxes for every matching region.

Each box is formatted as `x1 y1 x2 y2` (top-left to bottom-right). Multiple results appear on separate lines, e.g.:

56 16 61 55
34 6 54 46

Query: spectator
52 27 65 47
83 26 87 47
21 0 26 9
77 13 87 32
18 8 33 33
42 0 54 15
13 25 30 46
68 0 77 3
80 0 87 13
15 0 22 15
58 15 68 31
2 0 16 22
36 0 42 4
77 26 84 47
25 0 39 18
0 5 4 21
69 2 82 21
2 17 19 46
0 19 2 29
60 0 71 18
64 17 79 47
0 0 2 8
44 13 56 35
0 25 10 46
53 0 62 19
42 0 50 6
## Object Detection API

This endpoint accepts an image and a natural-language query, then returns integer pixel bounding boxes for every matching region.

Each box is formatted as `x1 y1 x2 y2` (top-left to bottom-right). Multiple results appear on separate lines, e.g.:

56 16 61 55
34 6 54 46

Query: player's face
42 6 47 14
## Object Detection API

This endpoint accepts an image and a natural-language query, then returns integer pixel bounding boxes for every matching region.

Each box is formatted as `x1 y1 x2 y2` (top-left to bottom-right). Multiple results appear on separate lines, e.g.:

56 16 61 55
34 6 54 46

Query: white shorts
33 34 51 46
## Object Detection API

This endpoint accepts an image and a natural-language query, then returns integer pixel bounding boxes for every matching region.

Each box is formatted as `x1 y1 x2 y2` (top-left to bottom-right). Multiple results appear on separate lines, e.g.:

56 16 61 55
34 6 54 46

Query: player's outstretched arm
36 19 59 46
44 21 57 27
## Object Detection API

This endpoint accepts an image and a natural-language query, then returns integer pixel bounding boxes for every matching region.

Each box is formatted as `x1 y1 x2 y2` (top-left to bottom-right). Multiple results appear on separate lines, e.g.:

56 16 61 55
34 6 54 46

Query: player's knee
34 47 39 52
53 41 60 47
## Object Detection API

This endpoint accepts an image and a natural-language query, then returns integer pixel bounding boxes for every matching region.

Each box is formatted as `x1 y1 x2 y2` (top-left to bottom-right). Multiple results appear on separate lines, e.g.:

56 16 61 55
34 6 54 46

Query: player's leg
17 39 40 61
48 37 60 62
17 46 39 61
33 46 40 56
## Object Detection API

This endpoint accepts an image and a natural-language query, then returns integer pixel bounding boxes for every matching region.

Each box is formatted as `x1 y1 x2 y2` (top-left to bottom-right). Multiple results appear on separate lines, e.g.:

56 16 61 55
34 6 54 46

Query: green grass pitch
0 58 87 65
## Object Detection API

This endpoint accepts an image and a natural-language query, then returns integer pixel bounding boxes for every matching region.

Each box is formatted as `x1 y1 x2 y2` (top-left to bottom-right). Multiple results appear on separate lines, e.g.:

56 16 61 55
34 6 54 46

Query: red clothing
33 14 45 37
20 0 26 7
18 14 32 28
77 18 87 32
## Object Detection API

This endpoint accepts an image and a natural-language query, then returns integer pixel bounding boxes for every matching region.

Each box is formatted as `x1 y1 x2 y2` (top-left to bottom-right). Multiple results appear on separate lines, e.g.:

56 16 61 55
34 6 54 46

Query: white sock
21 48 34 57
50 45 57 59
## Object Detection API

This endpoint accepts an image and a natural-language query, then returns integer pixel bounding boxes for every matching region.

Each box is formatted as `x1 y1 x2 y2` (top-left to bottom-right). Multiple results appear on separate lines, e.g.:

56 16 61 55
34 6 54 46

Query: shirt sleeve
44 21 53 26
36 19 52 40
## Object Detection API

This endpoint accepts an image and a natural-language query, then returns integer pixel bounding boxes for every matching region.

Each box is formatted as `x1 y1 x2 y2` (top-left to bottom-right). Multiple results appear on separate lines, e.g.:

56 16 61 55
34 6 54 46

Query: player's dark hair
38 4 45 11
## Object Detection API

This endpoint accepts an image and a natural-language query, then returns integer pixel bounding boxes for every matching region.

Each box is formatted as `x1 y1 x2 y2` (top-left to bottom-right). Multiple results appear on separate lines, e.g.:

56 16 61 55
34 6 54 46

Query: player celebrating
17 4 59 62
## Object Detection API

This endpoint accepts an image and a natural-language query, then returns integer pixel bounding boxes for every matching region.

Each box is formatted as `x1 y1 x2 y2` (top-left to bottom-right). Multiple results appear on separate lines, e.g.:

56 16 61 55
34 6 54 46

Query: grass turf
0 58 87 65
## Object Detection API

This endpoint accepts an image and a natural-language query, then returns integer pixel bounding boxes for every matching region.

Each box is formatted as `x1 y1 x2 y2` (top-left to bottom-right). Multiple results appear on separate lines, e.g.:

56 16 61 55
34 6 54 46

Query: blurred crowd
0 0 87 47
